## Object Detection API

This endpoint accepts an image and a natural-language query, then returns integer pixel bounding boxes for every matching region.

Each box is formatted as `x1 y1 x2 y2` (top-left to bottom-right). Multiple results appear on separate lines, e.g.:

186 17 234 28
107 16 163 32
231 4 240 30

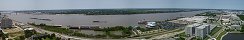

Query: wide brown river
6 11 205 27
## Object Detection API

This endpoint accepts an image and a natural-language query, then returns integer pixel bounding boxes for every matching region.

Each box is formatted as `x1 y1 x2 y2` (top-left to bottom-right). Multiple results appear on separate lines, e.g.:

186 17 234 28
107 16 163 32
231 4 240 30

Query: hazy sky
0 0 244 10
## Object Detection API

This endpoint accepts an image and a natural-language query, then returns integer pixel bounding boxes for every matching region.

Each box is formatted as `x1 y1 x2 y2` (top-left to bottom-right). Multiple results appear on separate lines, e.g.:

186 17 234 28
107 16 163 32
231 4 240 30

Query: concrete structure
185 23 201 36
221 14 237 25
178 16 208 23
0 17 13 29
202 24 211 34
195 25 208 39
168 16 208 25
146 22 156 28
185 23 211 39
230 25 241 30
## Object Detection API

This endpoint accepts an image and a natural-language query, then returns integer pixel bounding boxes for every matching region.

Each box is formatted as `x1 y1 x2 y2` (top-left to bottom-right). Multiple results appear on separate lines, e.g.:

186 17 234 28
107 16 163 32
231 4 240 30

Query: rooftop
186 23 202 27
196 25 206 29
147 22 156 26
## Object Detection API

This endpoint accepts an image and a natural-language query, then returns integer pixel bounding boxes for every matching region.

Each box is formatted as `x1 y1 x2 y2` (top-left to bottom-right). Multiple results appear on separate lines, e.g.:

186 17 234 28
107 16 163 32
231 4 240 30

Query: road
211 13 226 39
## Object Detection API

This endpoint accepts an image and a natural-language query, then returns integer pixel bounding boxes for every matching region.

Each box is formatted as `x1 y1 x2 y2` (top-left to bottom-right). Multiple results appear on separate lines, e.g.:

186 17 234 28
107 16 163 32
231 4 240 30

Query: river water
6 11 205 27
223 33 244 40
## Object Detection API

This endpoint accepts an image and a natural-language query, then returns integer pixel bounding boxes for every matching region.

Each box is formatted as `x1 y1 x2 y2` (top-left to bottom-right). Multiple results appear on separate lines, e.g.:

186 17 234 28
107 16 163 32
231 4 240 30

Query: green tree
50 33 56 39
19 36 25 40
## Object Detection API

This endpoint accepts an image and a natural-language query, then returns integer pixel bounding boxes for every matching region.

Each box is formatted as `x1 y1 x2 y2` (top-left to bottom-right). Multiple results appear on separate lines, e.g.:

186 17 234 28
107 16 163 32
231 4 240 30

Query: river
6 11 205 27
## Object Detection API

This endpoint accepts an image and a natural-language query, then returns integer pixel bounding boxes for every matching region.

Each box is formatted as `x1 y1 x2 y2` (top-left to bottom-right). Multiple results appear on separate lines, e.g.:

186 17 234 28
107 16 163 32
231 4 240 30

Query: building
221 14 233 25
0 17 13 29
202 24 211 34
24 28 35 38
185 23 201 36
146 22 156 28
185 23 211 39
230 25 241 30
195 24 210 39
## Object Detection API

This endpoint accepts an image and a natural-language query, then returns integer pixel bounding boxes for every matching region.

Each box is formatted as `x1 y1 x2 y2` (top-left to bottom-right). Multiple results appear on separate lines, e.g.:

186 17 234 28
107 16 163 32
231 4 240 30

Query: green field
216 31 227 40
210 27 222 35
237 15 244 20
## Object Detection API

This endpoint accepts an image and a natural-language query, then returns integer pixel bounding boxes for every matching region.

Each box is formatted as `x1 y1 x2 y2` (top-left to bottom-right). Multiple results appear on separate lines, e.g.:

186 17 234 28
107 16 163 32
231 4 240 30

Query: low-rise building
230 25 241 30
146 22 156 28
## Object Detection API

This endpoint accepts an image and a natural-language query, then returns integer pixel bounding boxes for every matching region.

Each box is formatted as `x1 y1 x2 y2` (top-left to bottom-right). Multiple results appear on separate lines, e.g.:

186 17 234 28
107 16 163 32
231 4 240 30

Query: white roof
187 23 202 27
197 25 206 29
147 22 156 26
24 28 34 30
197 24 209 29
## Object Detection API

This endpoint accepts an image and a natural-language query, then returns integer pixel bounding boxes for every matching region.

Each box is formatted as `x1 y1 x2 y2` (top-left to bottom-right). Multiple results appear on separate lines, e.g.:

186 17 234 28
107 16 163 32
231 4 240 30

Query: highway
213 14 226 38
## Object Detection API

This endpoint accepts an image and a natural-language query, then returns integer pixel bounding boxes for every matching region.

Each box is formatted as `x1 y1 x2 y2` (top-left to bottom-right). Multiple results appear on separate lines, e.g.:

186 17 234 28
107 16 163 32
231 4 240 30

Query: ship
30 18 38 19
93 20 100 22
38 18 52 21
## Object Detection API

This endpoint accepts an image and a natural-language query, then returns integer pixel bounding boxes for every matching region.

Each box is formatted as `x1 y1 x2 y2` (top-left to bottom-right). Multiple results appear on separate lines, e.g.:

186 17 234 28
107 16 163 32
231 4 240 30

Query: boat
68 25 101 30
52 25 62 27
93 20 100 22
38 18 52 21
30 18 38 19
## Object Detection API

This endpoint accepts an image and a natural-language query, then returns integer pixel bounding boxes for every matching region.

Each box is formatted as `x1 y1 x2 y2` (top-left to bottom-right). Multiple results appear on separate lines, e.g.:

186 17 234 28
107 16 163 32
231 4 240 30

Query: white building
185 23 201 36
221 14 233 25
230 25 241 30
1 17 13 29
146 22 156 28
195 24 210 39
195 26 207 39
185 23 211 39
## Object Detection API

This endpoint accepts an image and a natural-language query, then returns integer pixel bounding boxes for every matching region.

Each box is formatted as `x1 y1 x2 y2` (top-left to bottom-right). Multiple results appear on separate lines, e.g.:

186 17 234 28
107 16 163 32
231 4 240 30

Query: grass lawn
210 27 222 35
237 15 244 20
216 31 227 40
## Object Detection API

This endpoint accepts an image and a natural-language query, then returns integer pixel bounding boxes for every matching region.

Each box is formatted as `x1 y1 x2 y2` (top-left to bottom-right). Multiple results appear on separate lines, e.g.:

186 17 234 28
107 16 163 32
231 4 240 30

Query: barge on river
68 25 101 30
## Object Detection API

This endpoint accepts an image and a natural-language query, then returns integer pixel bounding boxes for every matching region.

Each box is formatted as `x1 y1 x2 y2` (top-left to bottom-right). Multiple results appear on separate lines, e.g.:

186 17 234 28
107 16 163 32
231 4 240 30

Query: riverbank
20 9 202 15
28 23 134 39
6 11 204 27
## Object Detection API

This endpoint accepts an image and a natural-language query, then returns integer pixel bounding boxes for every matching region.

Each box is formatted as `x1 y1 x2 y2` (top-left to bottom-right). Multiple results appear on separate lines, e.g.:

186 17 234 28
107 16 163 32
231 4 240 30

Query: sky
0 0 244 10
